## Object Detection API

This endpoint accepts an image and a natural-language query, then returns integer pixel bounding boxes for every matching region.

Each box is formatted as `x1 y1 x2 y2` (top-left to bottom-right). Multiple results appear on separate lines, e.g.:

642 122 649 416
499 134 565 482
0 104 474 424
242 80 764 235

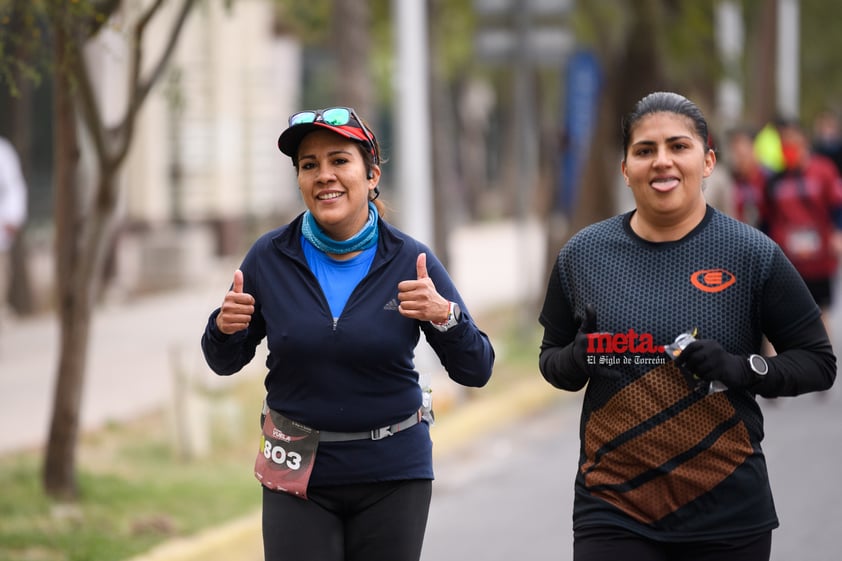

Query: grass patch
0 304 542 561
0 378 265 561
469 303 544 393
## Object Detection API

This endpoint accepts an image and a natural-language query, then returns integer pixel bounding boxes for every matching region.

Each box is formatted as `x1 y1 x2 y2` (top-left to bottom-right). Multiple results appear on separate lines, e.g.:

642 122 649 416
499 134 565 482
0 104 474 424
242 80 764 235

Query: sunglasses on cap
288 107 378 161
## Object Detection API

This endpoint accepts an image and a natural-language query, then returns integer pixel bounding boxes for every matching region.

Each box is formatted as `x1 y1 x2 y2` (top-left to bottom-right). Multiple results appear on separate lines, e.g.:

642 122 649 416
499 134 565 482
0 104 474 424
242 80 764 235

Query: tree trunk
41 0 196 500
44 172 118 500
428 0 464 262
747 0 778 126
44 140 119 500
44 274 92 500
44 51 126 499
43 6 123 498
7 91 35 316
546 0 669 275
332 0 373 120
5 0 35 315
574 0 666 230
43 21 84 499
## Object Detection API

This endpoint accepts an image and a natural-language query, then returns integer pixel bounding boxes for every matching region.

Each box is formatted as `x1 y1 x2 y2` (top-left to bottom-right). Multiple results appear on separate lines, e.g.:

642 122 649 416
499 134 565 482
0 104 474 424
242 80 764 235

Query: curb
126 511 262 561
125 377 562 561
431 376 562 459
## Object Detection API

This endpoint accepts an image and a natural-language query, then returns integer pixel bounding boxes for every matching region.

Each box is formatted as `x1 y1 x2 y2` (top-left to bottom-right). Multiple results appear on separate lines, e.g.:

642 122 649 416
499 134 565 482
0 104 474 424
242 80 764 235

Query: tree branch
112 0 196 165
55 11 112 170
46 0 126 172
85 0 123 37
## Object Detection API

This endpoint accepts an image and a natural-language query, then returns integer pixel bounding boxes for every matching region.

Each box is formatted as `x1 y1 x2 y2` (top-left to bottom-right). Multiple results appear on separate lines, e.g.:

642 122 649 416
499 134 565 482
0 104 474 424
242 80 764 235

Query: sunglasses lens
290 111 317 126
321 108 351 126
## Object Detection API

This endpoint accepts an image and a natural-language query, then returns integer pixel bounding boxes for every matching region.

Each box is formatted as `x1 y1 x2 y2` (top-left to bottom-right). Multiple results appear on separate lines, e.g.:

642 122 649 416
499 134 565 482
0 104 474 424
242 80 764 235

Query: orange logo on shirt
690 269 736 293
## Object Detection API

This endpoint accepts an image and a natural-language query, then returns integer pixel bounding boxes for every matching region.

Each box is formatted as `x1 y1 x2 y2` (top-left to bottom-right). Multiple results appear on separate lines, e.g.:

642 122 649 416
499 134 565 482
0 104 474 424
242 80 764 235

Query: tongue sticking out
651 178 679 192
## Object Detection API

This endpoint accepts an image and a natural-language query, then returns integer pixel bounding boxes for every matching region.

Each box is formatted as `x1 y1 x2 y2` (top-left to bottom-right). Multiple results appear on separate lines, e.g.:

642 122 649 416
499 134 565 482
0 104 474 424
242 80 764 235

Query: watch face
749 354 769 376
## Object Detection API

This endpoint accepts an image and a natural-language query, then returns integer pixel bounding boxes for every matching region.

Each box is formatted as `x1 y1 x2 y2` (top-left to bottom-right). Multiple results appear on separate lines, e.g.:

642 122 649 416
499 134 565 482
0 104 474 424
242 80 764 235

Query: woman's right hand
216 269 255 335
572 305 621 381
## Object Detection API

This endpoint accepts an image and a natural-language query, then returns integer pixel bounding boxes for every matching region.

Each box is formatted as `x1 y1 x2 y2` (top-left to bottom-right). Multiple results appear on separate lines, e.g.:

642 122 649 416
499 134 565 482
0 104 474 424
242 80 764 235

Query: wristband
431 301 461 332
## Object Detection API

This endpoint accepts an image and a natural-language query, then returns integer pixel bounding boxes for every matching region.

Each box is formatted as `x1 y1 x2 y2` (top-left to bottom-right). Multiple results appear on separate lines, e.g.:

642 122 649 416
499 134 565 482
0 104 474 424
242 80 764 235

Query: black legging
574 525 772 561
262 479 432 561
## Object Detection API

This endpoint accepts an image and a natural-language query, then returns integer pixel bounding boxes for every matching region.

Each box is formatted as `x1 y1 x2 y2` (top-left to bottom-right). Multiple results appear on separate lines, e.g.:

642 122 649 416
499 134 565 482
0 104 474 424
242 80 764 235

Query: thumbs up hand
216 269 256 335
397 253 450 323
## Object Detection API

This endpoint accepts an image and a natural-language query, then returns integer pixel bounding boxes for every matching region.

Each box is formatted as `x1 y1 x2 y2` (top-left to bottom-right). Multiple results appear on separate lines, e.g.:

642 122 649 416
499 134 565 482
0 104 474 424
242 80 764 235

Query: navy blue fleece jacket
202 213 495 486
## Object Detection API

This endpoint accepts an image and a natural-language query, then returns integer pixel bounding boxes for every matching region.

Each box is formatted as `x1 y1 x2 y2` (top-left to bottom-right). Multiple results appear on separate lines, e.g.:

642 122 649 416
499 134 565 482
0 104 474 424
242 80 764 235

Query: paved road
422 396 579 561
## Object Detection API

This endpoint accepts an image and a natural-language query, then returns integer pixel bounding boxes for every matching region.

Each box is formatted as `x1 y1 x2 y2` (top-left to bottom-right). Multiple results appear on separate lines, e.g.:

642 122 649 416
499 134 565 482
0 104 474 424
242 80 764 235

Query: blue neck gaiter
301 201 379 254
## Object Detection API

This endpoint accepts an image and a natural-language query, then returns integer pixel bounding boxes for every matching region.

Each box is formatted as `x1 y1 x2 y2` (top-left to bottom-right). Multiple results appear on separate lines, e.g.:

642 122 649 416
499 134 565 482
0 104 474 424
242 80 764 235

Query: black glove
571 305 621 381
675 339 753 389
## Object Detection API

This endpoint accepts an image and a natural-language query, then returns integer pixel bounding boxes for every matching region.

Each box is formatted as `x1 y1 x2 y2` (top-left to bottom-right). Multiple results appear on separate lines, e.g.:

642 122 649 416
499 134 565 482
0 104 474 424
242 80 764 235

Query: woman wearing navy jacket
201 106 494 561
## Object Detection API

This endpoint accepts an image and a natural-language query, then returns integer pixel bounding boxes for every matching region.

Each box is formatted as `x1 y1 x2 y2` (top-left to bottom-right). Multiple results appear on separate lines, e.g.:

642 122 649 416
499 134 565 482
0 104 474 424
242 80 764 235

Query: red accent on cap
278 122 372 158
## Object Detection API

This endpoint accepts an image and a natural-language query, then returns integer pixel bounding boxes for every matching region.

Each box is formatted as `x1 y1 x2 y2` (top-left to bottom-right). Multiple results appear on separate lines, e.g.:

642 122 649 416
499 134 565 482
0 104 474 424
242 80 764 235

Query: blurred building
81 0 303 297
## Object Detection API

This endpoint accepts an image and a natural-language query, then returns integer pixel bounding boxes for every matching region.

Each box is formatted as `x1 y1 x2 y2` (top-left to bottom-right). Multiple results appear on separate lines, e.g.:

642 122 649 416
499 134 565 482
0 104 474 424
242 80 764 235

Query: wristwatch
748 354 769 381
431 301 461 332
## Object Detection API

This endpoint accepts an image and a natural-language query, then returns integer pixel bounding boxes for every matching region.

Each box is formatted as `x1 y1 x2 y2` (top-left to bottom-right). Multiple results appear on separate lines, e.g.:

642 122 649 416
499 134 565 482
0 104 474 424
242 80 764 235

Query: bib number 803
263 440 302 470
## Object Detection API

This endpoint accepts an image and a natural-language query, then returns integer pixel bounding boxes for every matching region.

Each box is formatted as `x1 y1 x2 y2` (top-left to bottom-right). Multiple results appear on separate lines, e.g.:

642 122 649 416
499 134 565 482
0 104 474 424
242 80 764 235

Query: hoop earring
370 187 380 201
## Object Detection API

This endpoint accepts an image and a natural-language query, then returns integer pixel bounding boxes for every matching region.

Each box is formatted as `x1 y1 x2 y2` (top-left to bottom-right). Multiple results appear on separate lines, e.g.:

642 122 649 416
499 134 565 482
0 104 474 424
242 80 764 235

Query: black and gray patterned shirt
539 206 835 541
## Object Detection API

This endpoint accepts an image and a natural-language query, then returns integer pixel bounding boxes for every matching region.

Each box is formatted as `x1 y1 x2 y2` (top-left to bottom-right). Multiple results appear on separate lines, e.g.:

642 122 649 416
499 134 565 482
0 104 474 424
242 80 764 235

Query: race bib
785 228 821 259
254 408 319 500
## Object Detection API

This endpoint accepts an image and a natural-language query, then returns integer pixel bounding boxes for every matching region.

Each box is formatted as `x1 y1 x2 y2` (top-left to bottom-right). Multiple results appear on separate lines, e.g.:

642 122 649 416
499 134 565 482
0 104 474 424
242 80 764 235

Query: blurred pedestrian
538 91 836 561
201 106 495 561
723 125 770 229
761 117 842 333
754 121 786 174
811 109 842 174
724 126 777 359
0 135 27 324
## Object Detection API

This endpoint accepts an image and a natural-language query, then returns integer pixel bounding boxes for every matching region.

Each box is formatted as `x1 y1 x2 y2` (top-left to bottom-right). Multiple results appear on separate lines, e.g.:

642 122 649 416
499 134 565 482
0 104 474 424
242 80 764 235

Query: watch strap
431 301 459 332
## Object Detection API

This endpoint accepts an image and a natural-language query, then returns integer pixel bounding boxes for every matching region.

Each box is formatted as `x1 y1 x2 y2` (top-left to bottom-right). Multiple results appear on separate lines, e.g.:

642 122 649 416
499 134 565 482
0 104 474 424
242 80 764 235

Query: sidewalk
0 262 235 455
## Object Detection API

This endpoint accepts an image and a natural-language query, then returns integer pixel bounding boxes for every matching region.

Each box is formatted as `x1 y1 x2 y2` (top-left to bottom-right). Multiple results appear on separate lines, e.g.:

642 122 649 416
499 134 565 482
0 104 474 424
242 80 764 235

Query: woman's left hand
676 339 753 388
397 253 451 323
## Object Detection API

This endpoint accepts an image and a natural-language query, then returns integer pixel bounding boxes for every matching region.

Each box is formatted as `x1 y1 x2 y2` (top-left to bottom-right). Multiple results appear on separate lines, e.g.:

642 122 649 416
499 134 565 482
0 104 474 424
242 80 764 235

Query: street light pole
715 1 744 128
776 0 799 118
392 0 439 392
393 0 434 246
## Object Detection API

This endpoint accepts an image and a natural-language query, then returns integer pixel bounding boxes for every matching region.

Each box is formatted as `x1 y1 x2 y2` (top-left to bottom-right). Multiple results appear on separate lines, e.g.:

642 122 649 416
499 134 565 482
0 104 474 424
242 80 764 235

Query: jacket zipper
286 239 393 333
